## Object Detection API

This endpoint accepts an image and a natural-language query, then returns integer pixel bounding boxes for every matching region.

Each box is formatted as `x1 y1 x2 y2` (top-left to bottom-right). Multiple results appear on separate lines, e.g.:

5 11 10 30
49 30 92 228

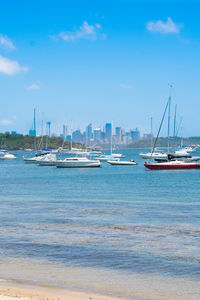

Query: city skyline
0 0 200 136
20 117 142 146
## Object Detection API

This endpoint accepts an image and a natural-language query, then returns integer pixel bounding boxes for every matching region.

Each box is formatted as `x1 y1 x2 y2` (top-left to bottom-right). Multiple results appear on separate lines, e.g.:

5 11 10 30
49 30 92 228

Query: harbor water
0 149 200 299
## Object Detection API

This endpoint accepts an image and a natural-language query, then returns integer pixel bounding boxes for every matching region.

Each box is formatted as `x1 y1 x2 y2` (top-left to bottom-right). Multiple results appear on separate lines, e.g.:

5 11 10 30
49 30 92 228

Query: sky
0 0 200 137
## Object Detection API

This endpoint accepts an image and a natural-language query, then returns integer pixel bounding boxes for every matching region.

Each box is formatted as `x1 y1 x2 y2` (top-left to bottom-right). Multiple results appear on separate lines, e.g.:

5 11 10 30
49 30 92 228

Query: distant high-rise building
29 108 36 136
62 125 67 140
105 123 112 142
94 128 101 143
101 131 105 141
66 135 72 142
29 129 36 136
130 128 140 141
46 121 51 137
115 127 122 144
86 123 93 139
72 130 83 143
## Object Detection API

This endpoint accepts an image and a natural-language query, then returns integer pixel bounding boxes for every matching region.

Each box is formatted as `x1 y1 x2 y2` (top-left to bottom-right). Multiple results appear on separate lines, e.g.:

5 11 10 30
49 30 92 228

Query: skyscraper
86 123 93 139
115 127 122 144
72 130 83 143
29 108 36 136
105 123 112 142
94 128 101 144
46 121 51 137
63 125 67 141
130 128 140 141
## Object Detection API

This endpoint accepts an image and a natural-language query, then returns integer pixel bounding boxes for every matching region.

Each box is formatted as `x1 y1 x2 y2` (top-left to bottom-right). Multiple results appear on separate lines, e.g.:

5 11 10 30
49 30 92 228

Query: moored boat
23 152 54 163
94 155 120 161
0 153 16 160
144 160 200 170
140 152 168 159
107 159 137 165
38 154 57 166
111 153 125 158
55 157 100 168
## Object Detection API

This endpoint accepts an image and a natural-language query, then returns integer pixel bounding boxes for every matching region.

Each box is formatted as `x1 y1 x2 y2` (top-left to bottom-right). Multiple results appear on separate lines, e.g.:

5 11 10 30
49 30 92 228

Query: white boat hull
0 153 16 160
23 153 56 164
56 161 100 168
56 157 100 168
111 153 125 158
108 160 137 165
140 152 168 159
95 155 120 161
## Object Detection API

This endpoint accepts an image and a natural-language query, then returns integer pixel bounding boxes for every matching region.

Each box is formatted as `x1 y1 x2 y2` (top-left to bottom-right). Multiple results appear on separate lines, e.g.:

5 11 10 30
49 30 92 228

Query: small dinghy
0 153 16 160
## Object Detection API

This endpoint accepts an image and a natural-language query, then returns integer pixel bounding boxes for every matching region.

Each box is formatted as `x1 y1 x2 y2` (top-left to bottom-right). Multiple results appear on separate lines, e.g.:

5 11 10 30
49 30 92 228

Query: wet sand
0 284 129 300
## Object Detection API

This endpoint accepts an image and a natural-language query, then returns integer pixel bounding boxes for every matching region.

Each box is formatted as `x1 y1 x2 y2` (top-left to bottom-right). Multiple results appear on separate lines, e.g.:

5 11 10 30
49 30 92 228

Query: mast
34 108 37 152
41 115 44 149
180 126 183 147
110 122 113 155
151 100 169 156
167 84 172 154
173 104 177 151
86 125 88 153
176 117 183 137
46 122 48 149
150 117 153 151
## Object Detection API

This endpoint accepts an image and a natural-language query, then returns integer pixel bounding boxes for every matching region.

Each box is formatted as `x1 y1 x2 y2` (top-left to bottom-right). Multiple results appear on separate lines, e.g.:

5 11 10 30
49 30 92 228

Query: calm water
0 149 200 299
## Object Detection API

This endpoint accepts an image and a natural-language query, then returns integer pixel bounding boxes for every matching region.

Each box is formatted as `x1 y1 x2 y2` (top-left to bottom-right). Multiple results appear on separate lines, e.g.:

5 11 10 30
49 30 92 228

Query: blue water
0 149 200 299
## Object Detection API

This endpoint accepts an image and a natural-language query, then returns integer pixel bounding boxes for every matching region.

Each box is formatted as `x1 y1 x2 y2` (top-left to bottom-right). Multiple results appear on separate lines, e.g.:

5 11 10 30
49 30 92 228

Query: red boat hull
144 163 200 170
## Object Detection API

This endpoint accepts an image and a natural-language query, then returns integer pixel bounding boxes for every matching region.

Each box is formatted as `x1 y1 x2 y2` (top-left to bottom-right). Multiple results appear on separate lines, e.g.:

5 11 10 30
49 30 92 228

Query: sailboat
23 108 48 162
140 117 168 159
144 89 200 170
144 158 200 170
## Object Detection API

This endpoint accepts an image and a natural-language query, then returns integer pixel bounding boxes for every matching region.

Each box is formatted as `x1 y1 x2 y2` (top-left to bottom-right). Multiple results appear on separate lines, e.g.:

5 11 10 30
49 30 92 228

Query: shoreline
0 282 130 300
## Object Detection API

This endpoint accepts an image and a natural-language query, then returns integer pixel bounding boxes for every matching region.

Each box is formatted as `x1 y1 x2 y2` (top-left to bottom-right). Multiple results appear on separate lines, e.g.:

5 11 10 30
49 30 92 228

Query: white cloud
50 21 105 42
147 17 181 34
0 119 13 126
0 34 15 50
120 84 133 89
0 55 28 75
95 23 101 29
25 82 40 90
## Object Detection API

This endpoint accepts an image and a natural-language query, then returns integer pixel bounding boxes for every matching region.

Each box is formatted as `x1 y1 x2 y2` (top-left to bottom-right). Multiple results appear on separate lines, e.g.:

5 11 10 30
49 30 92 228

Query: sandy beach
0 284 127 300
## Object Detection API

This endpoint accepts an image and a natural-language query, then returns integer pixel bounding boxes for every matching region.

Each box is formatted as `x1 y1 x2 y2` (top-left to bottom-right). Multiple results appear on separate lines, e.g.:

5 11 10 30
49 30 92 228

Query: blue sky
0 0 200 136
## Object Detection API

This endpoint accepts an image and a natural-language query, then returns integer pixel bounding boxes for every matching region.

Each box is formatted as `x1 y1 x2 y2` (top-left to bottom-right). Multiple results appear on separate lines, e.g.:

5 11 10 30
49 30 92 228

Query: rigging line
151 99 169 156
176 117 183 137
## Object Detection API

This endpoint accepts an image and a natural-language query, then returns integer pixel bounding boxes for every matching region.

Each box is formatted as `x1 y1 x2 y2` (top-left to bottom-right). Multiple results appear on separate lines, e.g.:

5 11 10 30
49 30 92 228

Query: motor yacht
174 149 191 157
111 153 125 158
94 155 120 161
140 151 168 159
55 157 100 168
107 159 137 165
